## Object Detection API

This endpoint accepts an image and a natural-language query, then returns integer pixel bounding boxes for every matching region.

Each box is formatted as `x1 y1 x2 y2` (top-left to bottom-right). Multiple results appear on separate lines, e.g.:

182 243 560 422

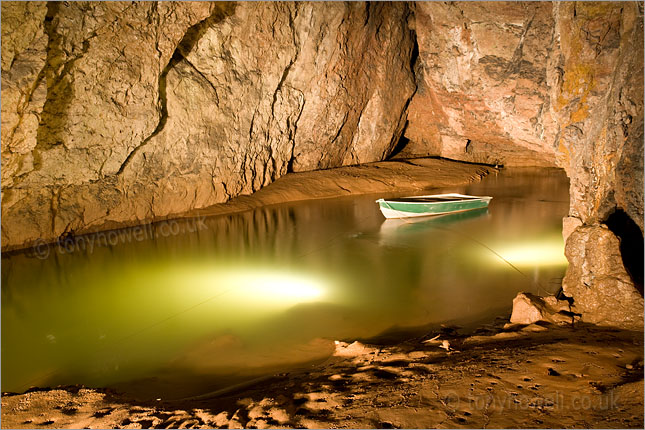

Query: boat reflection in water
379 207 490 248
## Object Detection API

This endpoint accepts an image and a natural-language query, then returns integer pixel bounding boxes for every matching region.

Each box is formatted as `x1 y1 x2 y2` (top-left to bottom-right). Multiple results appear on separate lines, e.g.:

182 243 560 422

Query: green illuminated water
1 168 569 399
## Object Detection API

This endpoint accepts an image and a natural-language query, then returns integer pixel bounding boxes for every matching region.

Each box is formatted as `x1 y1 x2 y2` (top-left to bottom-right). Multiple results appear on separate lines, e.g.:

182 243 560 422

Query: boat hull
376 194 492 219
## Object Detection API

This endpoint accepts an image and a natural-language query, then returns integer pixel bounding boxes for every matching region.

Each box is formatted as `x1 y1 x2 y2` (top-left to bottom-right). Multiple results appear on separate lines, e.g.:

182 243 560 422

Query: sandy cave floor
2 320 643 429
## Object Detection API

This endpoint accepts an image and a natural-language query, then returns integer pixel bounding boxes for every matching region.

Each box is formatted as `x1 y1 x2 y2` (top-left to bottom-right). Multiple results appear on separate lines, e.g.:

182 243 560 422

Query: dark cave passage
604 208 644 296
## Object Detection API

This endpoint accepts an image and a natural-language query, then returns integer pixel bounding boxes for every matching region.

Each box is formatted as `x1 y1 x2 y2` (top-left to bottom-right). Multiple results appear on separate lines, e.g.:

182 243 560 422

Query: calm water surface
1 168 569 399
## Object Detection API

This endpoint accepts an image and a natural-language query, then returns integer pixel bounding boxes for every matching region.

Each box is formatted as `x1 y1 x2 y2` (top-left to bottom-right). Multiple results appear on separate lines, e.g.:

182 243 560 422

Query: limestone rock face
1 1 49 190
562 226 644 329
552 3 644 328
1 1 415 249
402 1 558 167
288 3 416 171
551 2 644 231
1 1 216 248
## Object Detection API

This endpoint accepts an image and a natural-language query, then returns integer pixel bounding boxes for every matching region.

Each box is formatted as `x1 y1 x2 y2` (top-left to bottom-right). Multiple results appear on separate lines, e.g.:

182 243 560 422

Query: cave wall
1 1 415 250
397 1 644 327
553 2 644 328
553 2 643 232
401 1 559 166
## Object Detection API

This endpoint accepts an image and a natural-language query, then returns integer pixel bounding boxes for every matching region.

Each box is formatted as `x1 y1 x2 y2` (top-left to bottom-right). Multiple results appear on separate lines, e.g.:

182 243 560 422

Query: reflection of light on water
496 240 568 267
222 270 325 303
172 263 331 309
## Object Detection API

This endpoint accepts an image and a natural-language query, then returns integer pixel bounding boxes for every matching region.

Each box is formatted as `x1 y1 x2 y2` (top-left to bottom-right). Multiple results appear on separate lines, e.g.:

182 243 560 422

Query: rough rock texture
401 1 558 167
562 225 644 329
1 1 216 248
510 292 576 325
561 215 582 243
551 2 644 328
551 2 644 231
398 1 644 327
1 1 415 250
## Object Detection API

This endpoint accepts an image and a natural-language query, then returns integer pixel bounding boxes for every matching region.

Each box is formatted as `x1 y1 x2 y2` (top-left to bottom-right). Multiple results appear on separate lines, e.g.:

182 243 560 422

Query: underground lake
1 168 570 400
2 1 643 427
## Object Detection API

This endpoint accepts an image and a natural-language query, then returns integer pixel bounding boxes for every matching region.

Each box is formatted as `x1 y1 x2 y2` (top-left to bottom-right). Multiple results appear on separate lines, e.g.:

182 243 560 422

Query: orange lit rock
402 1 558 167
510 292 573 325
1 2 416 250
552 2 643 230
562 225 644 329
553 2 644 328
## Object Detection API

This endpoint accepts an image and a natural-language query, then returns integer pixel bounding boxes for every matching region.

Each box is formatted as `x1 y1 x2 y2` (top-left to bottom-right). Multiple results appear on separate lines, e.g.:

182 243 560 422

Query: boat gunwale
376 193 493 205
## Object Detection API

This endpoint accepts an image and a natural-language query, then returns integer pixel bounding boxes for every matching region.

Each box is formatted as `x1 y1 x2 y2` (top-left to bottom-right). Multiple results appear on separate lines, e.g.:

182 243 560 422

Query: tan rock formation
401 1 643 327
1 1 217 248
552 2 644 328
1 1 415 250
551 2 644 230
562 225 644 329
402 1 558 167
510 292 576 325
